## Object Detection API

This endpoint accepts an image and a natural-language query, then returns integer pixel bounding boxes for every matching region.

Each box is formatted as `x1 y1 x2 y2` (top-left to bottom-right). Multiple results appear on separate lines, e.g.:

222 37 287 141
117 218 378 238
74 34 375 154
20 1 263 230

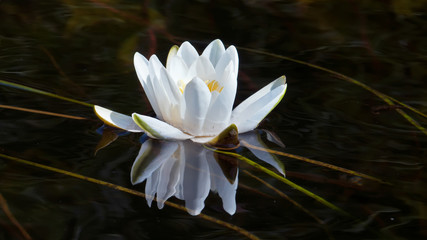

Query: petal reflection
130 139 239 216
240 130 286 176
130 130 286 215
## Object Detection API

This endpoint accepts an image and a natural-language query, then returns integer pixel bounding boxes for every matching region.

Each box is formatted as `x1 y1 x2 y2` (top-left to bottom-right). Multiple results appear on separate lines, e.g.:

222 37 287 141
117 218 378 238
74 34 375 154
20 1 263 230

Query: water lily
94 39 287 143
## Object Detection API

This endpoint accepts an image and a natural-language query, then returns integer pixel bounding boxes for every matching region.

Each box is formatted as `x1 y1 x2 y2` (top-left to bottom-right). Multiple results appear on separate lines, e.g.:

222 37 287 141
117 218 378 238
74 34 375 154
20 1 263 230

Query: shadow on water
0 0 426 239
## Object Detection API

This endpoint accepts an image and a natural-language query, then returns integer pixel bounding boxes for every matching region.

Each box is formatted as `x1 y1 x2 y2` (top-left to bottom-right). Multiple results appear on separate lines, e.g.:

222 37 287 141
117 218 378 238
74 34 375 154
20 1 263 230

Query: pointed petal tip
132 113 193 141
134 52 146 62
231 75 288 133
212 39 224 47
94 105 144 132
280 75 287 84
167 45 180 64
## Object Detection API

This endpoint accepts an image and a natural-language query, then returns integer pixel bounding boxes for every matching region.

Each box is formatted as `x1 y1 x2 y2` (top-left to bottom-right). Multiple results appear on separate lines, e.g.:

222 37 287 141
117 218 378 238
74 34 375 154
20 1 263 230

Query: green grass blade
0 194 32 240
0 104 87 120
206 147 349 216
243 170 324 224
237 47 427 135
241 140 390 185
0 153 259 240
0 79 93 107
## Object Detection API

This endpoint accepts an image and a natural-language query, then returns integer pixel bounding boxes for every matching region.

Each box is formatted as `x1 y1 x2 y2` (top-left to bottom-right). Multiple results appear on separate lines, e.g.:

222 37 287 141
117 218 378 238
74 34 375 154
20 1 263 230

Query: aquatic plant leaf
0 153 260 240
206 147 349 216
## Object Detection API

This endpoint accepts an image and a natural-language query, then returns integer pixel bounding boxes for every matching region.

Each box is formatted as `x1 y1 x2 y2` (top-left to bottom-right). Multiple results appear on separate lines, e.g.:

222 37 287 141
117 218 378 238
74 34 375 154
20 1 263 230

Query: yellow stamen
178 79 223 94
204 80 223 93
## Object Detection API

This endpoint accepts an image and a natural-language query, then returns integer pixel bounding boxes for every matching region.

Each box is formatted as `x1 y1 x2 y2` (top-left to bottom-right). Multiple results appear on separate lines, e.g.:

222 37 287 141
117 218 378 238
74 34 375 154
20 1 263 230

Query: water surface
0 1 426 239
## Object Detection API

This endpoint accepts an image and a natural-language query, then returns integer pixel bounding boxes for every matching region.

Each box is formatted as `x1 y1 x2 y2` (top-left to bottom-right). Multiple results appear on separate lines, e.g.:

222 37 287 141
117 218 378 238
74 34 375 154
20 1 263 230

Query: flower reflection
130 130 284 215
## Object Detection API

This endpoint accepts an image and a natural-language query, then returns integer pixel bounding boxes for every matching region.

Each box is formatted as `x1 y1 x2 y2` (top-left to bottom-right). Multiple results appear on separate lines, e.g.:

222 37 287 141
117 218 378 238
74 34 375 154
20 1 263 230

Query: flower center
178 80 223 94
204 80 224 93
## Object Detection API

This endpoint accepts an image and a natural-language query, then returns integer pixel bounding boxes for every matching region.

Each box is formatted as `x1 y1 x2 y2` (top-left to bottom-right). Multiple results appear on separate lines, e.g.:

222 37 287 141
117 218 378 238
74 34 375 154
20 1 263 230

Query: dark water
1 1 426 239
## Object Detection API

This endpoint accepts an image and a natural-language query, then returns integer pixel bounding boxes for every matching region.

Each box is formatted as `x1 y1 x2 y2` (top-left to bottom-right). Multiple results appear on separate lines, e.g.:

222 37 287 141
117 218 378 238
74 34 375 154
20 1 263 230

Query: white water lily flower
94 39 287 143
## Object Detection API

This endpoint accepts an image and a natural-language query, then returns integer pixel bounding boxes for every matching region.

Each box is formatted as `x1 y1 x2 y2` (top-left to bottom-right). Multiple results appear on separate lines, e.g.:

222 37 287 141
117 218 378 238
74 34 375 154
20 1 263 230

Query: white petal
203 63 236 135
203 91 231 136
215 45 238 77
195 55 216 81
182 142 210 215
160 67 180 105
226 45 239 74
202 39 225 67
134 52 149 80
239 131 285 176
177 41 199 67
134 53 163 118
130 140 178 185
148 55 173 120
148 55 163 80
145 170 159 207
185 55 216 83
183 77 211 136
207 155 237 215
166 55 189 82
166 45 179 70
156 155 181 209
94 105 143 132
190 136 215 143
132 113 193 140
231 76 287 133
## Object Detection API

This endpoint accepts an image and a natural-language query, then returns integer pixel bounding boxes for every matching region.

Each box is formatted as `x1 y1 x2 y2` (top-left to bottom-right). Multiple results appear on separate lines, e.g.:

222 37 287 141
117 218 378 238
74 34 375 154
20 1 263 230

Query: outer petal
231 76 287 133
132 113 192 140
94 105 143 132
134 53 163 119
202 39 225 67
183 77 211 136
160 67 180 104
148 55 173 120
